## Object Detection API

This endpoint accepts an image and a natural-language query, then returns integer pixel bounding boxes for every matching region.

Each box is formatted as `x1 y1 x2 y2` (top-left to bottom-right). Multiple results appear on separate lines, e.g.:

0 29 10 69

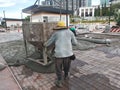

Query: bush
114 10 120 26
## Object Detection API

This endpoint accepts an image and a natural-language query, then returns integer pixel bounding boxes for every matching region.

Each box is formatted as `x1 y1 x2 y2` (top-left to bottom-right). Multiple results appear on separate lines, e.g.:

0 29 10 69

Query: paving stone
1 47 120 90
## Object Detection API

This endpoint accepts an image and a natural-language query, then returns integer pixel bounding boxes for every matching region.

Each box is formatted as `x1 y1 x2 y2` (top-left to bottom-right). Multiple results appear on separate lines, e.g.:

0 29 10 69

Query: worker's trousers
55 57 71 81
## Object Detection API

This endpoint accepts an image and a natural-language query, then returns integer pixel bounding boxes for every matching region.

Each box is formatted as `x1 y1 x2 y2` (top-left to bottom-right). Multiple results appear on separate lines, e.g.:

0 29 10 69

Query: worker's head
53 21 67 30
57 21 66 27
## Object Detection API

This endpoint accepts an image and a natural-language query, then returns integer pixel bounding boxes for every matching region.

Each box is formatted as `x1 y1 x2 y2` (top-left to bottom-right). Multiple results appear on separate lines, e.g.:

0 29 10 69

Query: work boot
54 80 63 88
64 75 69 81
64 72 70 80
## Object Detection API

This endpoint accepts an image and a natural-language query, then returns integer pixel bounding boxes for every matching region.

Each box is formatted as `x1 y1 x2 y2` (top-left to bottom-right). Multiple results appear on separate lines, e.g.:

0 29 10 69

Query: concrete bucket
22 22 56 73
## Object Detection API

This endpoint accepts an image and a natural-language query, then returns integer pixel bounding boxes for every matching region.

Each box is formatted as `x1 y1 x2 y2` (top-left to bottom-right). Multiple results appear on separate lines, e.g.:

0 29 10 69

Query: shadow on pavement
51 73 120 90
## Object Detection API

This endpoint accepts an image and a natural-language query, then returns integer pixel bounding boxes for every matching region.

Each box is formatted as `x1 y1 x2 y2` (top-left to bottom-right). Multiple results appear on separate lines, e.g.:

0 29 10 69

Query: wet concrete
95 43 120 58
0 40 35 66
0 37 97 66
1 31 120 90
73 38 97 50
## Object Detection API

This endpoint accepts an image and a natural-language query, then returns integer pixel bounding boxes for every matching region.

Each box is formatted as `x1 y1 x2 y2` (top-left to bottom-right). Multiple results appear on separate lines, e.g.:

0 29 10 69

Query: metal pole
76 0 77 10
109 1 112 25
3 10 7 30
34 0 39 5
21 12 23 20
60 0 62 20
72 0 74 16
108 4 111 25
66 0 68 28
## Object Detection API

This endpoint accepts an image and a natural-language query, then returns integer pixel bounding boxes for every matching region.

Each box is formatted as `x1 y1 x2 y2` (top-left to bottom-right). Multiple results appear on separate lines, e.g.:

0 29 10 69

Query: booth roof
22 5 73 14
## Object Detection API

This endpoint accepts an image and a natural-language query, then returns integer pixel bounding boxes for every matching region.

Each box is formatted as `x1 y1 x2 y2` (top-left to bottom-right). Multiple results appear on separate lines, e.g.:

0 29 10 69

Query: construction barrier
110 28 120 32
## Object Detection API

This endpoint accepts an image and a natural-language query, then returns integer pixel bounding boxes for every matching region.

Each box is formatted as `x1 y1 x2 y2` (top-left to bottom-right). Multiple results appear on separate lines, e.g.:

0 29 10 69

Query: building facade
87 0 92 7
31 12 67 24
100 0 109 5
42 0 82 11
2 18 23 30
79 7 95 17
3 18 22 27
22 5 72 26
81 0 92 7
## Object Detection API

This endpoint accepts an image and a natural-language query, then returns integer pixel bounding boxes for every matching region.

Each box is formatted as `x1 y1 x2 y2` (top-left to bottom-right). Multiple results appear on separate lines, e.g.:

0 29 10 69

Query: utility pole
21 12 23 19
66 0 68 27
60 0 62 20
72 0 74 16
108 2 112 25
3 10 7 30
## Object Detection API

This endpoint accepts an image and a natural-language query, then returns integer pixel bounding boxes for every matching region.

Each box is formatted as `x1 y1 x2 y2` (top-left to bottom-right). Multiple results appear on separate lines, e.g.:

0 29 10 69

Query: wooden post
43 23 48 65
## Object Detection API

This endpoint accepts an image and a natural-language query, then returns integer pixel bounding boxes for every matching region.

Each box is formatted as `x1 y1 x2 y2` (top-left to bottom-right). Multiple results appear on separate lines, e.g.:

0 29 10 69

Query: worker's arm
71 33 77 45
44 33 56 47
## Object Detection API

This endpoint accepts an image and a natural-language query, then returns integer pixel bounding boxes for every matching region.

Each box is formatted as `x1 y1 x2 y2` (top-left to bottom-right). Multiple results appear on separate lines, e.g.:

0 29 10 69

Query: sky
0 0 100 19
0 0 42 19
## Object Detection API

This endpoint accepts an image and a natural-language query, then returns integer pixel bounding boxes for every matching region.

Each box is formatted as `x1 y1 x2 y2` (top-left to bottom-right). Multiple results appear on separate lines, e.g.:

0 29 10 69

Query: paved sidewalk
0 55 21 90
9 47 120 90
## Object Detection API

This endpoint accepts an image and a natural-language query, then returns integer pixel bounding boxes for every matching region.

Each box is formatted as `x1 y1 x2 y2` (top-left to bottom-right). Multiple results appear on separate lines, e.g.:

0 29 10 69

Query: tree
111 2 120 9
111 3 120 26
95 6 100 16
1 21 6 28
102 2 107 16
114 9 120 26
25 16 30 21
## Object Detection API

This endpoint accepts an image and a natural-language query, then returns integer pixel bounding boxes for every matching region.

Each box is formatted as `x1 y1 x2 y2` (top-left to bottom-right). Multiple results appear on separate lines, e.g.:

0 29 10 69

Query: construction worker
44 21 77 87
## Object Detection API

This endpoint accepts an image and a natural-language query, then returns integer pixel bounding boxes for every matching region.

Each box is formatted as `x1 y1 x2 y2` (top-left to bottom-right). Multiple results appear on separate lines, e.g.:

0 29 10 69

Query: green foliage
114 10 120 26
102 3 108 16
70 16 80 23
81 20 106 23
112 3 120 10
95 6 100 16
1 21 6 28
112 3 120 26
94 2 116 17
25 16 30 21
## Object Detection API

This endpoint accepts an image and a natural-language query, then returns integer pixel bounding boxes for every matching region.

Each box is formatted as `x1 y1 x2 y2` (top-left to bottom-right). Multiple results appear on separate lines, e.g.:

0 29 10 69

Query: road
0 30 23 43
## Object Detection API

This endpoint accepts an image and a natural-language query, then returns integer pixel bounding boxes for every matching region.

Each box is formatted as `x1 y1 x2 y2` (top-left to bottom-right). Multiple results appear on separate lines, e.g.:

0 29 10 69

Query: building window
85 9 88 17
89 12 92 16
89 9 93 16
81 12 84 17
43 16 48 22
90 9 92 12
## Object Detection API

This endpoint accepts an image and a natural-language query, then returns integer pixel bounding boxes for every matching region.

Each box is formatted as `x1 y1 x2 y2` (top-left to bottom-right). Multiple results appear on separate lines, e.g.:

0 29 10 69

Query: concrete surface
0 55 21 90
0 31 120 90
9 47 120 90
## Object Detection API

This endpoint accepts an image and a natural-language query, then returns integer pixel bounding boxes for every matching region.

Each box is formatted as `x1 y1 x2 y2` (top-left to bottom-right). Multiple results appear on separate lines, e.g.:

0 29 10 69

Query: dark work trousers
55 57 71 81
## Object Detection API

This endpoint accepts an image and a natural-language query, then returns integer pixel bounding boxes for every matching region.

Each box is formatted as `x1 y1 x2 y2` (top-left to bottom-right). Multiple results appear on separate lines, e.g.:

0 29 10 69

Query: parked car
0 28 6 32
